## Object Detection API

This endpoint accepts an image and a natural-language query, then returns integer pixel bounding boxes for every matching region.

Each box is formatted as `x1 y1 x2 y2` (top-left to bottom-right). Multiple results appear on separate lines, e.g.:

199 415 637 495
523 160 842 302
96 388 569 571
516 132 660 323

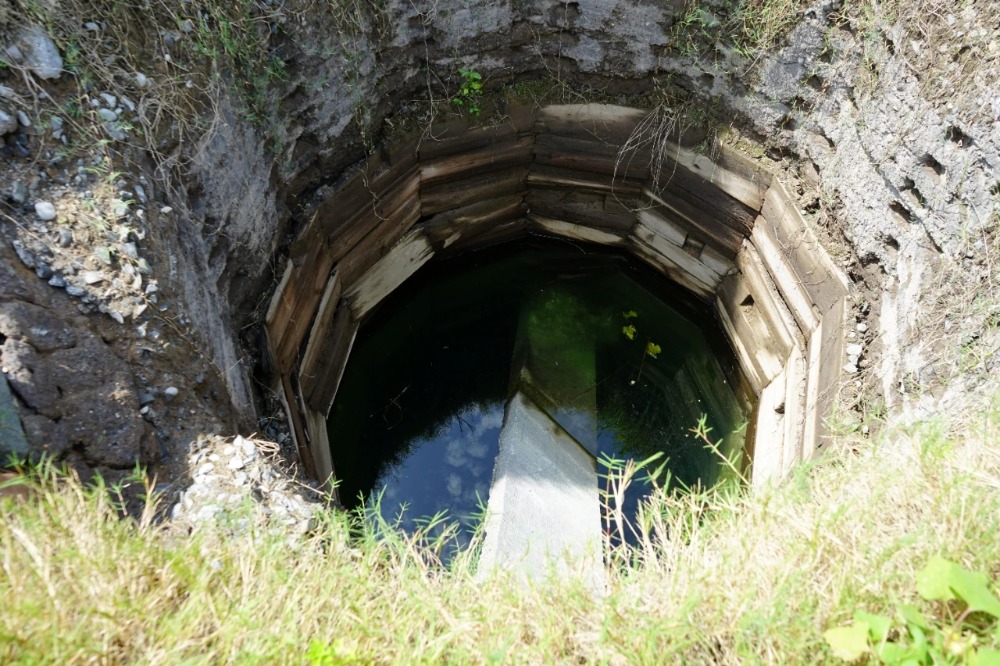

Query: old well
263 103 849 573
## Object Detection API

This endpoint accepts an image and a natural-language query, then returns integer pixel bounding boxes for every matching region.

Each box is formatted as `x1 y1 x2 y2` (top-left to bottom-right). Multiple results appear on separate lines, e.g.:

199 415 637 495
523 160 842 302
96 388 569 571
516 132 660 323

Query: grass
2 391 998 664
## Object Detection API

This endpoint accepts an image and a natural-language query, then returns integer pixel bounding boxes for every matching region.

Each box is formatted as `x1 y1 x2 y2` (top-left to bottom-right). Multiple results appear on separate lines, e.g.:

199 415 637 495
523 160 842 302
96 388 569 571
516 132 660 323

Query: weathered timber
809 296 846 454
303 407 336 499
716 272 786 386
418 119 525 160
265 260 293 327
627 237 715 300
715 294 766 393
423 195 526 250
669 141 771 210
303 301 359 415
736 241 799 357
525 188 637 234
447 218 529 256
750 366 788 487
649 157 757 238
642 189 745 257
760 180 849 315
420 135 534 183
272 240 338 375
337 193 423 290
321 171 422 263
535 104 645 143
291 149 415 257
421 166 529 215
632 218 727 291
280 373 313 478
801 319 824 459
345 230 435 321
782 345 807 479
532 132 651 181
297 272 343 388
527 164 644 195
527 214 626 247
750 220 821 334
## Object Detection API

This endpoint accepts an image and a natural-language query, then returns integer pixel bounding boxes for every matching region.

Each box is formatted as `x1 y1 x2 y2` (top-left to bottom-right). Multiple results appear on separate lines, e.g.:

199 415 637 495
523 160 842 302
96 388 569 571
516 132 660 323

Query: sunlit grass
1 393 998 664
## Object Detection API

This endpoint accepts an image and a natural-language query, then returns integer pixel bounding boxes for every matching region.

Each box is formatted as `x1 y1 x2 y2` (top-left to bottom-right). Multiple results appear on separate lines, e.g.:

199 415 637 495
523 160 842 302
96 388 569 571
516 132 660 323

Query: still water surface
327 240 750 547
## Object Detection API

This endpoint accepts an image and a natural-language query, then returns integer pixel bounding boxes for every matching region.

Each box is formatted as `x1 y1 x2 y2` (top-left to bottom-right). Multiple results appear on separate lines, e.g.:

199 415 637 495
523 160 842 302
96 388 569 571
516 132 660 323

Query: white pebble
34 201 56 220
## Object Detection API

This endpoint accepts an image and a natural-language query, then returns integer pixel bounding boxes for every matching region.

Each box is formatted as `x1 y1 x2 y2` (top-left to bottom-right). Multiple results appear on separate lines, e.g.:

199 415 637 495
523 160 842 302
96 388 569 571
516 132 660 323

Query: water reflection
376 403 503 546
327 239 751 549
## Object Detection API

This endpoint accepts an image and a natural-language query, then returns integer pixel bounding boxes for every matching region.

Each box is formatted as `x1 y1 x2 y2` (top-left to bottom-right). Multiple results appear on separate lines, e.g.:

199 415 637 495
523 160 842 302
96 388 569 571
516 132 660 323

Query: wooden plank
716 272 785 386
338 193 423 289
750 367 787 488
298 272 343 384
345 230 435 321
322 170 421 262
532 133 651 180
303 302 359 415
280 373 314 478
642 188 744 257
525 188 636 233
420 135 533 183
736 241 798 356
421 166 528 215
265 260 293 327
751 220 821 334
761 180 849 314
303 407 337 501
527 165 643 195
669 142 771 211
649 157 757 238
448 218 529 256
714 294 766 393
273 240 338 375
636 206 687 246
290 151 405 257
628 237 715 300
781 345 807 479
535 104 645 143
632 218 726 287
423 195 526 249
418 120 522 160
527 214 626 247
812 296 846 453
801 320 824 461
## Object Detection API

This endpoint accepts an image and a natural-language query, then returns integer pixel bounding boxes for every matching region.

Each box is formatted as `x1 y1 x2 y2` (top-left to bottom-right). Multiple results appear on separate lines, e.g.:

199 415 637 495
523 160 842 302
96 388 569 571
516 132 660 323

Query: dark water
327 239 751 546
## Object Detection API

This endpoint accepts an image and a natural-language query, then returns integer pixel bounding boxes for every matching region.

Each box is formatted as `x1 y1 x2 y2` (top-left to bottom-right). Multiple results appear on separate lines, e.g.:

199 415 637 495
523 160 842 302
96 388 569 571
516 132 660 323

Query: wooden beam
535 104 645 143
303 301 359 415
760 180 849 315
345 230 435 321
527 214 626 247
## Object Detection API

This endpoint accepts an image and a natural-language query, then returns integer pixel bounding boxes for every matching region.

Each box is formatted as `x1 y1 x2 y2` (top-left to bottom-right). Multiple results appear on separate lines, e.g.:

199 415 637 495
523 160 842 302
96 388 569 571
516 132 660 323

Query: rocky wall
2 0 996 471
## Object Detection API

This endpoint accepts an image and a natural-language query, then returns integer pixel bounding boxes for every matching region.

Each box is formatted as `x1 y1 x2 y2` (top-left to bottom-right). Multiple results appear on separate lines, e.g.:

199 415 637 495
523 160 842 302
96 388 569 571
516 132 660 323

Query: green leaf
824 622 871 662
876 641 927 665
622 310 638 319
855 611 892 642
971 649 1000 666
622 324 637 340
917 557 1000 617
950 566 1000 618
917 556 960 601
645 342 662 358
898 604 930 631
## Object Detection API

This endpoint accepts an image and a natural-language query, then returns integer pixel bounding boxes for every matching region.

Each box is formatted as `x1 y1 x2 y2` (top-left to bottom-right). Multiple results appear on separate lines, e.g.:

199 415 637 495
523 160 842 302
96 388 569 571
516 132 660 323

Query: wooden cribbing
525 188 637 233
422 195 527 250
532 133 651 181
302 300 359 415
